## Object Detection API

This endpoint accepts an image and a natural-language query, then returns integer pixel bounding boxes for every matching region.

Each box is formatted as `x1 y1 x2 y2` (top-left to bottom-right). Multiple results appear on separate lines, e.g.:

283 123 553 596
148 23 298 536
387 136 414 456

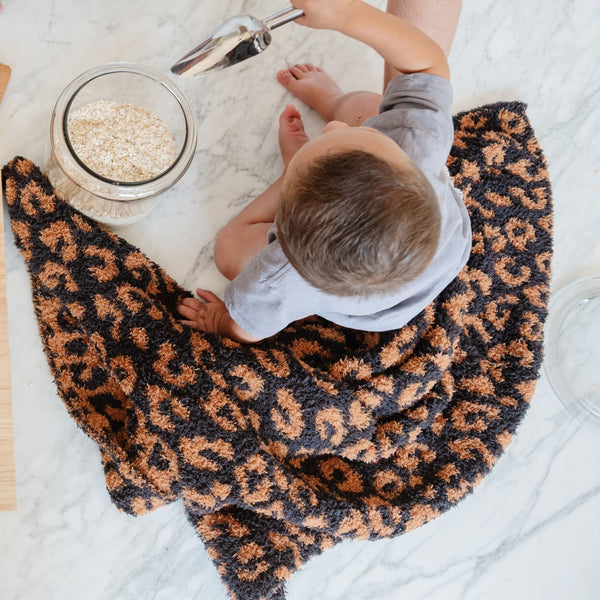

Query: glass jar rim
50 62 197 201
544 275 600 433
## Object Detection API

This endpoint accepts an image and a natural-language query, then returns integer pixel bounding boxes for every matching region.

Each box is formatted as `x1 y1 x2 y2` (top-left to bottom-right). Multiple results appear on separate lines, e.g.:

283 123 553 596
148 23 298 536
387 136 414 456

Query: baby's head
277 121 441 296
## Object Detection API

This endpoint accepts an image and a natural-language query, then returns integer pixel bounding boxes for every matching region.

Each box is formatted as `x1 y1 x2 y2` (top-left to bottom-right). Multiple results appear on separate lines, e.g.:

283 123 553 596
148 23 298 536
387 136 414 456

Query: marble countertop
1 1 599 598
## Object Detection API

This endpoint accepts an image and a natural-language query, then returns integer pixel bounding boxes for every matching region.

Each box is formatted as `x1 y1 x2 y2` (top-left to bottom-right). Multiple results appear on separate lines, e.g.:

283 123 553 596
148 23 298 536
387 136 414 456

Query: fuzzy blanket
2 101 552 600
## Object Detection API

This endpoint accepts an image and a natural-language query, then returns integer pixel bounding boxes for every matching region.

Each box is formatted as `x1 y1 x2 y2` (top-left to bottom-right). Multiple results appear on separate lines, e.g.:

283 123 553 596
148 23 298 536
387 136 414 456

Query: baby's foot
278 104 310 170
277 64 344 122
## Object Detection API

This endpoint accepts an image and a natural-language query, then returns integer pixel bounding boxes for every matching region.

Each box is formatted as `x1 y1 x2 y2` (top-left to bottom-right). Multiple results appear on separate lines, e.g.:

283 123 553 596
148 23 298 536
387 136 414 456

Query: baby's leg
278 65 381 127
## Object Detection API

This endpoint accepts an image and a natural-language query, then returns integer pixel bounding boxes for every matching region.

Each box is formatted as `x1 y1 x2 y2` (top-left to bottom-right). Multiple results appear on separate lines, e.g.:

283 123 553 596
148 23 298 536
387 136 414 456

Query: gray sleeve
363 73 454 176
223 241 317 339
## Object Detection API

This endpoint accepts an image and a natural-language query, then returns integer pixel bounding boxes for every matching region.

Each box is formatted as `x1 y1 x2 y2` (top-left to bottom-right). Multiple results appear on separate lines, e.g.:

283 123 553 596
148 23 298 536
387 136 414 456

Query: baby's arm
292 0 450 80
177 290 264 343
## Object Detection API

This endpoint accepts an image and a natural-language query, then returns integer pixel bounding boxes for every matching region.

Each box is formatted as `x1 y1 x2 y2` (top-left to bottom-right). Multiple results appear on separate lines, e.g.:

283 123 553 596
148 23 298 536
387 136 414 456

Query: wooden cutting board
0 62 17 512
0 64 9 102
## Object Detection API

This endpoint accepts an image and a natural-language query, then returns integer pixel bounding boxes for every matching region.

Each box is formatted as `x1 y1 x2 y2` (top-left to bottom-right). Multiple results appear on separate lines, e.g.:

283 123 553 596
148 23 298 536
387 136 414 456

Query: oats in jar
67 100 176 182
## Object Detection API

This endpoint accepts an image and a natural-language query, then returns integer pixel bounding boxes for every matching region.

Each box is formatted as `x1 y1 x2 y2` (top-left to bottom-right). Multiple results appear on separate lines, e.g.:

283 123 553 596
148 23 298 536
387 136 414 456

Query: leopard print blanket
2 101 552 600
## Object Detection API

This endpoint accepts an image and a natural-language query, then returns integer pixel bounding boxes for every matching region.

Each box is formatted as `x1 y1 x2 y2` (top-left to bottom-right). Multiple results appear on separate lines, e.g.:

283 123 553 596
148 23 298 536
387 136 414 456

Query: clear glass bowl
46 62 197 226
544 276 600 433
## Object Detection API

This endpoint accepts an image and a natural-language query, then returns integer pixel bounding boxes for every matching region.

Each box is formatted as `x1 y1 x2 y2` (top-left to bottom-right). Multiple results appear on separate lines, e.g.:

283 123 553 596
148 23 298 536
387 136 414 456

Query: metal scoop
171 6 304 77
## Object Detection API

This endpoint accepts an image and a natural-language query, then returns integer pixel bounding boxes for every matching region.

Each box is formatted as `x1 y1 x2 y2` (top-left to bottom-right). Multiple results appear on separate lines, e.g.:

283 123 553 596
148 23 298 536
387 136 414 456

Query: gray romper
224 73 472 338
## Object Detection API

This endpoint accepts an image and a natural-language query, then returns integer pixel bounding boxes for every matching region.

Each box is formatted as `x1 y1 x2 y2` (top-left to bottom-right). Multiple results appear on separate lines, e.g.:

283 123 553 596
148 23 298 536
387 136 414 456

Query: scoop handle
263 6 305 30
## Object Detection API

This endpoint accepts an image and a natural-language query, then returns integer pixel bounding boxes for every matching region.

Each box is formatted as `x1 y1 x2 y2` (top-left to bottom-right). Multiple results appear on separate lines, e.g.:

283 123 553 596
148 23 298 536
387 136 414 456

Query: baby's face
283 121 411 184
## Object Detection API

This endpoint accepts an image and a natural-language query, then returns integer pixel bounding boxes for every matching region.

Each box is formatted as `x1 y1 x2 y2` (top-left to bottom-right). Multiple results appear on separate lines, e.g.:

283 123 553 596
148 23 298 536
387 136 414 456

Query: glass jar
46 62 197 226
544 275 600 434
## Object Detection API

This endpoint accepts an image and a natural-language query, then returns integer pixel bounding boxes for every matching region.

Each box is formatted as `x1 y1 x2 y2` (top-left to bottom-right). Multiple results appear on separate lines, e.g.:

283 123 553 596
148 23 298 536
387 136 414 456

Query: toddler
177 0 471 342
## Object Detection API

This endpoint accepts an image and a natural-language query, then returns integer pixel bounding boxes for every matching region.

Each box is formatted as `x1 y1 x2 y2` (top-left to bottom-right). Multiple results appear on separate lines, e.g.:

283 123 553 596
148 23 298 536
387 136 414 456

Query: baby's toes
289 65 304 78
279 104 300 127
277 69 299 91
288 118 305 134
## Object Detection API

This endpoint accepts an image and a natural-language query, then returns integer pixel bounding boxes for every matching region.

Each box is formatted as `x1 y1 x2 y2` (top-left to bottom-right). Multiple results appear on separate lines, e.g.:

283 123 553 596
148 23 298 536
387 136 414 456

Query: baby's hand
278 103 310 170
177 289 228 334
292 0 363 31
178 289 264 343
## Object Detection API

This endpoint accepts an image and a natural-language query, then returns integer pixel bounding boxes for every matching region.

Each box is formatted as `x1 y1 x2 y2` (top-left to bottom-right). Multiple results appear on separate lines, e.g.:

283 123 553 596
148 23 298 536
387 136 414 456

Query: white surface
1 1 599 599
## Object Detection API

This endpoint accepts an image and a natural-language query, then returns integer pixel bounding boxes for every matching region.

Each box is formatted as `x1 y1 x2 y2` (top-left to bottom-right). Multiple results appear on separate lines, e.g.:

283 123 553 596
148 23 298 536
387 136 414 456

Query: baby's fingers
180 296 204 310
179 319 204 331
177 303 202 320
196 288 222 304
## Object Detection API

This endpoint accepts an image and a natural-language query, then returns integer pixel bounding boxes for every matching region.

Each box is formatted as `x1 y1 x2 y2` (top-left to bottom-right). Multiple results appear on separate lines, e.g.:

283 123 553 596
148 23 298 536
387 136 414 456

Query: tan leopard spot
335 508 370 539
117 284 145 313
130 327 149 350
319 457 364 494
153 342 197 387
237 561 270 583
404 504 440 533
40 221 77 262
196 513 250 541
234 454 272 505
251 347 291 378
230 364 264 401
451 401 500 433
315 406 347 446
110 355 137 395
505 217 536 251
498 109 527 135
10 220 33 260
271 388 304 440
204 388 248 433
94 294 123 340
236 541 265 564
523 284 549 309
374 469 406 500
39 260 79 292
437 463 459 483
181 436 235 472
448 438 496 468
395 442 436 471
494 256 532 287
